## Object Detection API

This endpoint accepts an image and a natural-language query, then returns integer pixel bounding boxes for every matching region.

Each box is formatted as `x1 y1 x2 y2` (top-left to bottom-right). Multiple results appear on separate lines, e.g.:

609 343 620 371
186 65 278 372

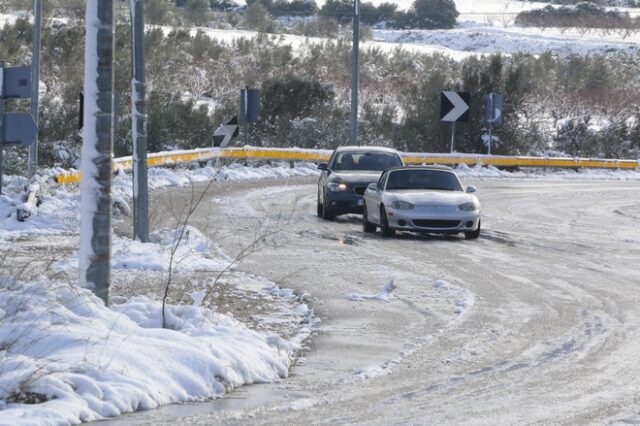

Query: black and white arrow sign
213 115 239 147
440 91 470 122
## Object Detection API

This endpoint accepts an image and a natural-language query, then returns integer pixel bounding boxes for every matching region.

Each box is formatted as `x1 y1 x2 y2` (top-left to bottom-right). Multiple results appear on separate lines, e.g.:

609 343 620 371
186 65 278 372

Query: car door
367 171 387 224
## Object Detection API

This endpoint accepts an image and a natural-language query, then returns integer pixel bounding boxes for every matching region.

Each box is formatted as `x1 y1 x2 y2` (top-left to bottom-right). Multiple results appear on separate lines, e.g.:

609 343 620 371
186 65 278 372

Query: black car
317 146 404 220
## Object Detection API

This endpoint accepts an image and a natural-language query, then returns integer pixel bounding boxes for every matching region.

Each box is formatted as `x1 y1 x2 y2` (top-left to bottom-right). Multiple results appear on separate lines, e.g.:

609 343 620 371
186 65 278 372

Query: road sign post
440 91 470 153
351 0 360 145
131 0 149 243
28 0 42 178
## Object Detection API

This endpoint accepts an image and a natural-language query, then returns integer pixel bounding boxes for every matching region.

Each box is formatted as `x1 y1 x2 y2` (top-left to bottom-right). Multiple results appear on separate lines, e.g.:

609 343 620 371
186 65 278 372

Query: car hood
387 189 477 206
329 171 382 184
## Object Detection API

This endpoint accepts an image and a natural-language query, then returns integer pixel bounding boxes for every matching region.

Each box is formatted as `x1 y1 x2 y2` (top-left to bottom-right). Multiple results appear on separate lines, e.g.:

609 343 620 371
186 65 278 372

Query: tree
412 0 459 29
242 2 276 32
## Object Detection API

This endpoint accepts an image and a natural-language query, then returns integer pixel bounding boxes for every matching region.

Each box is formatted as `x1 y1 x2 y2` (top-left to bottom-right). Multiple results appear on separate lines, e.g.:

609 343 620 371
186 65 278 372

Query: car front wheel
380 206 395 237
321 194 336 221
465 219 481 240
362 204 376 233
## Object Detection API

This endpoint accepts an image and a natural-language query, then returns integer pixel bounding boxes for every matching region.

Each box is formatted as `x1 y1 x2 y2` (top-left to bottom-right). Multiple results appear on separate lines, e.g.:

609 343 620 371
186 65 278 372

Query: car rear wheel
380 206 395 237
322 194 335 221
465 219 481 240
362 204 376 233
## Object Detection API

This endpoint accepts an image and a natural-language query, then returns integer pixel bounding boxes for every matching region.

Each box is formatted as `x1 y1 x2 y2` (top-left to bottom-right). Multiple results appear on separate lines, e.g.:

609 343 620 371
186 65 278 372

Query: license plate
357 199 364 206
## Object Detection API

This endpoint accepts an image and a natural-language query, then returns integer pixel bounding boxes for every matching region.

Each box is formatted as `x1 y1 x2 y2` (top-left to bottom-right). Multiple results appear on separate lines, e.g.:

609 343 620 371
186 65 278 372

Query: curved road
106 176 640 425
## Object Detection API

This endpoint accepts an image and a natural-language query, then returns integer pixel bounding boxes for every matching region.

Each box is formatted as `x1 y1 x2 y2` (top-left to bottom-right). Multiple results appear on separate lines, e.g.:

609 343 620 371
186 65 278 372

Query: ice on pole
79 0 114 304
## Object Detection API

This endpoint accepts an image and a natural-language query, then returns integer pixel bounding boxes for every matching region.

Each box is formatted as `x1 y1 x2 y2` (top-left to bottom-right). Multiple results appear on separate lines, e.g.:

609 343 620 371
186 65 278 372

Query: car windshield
386 169 463 191
332 151 402 171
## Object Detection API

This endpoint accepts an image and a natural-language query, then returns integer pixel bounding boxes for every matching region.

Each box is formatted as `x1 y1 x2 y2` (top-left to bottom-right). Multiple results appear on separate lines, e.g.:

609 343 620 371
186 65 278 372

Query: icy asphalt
103 176 640 425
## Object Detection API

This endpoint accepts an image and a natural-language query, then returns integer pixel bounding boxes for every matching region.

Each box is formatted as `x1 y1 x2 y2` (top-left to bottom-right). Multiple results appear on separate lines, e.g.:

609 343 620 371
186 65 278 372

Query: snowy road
105 177 640 425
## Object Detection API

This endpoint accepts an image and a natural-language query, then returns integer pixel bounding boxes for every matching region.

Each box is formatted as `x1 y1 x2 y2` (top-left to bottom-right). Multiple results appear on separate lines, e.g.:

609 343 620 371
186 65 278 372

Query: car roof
334 146 399 154
385 165 456 172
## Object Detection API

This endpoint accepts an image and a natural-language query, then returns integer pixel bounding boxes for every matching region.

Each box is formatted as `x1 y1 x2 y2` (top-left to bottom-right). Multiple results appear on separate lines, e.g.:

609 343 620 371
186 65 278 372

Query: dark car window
386 170 463 191
331 151 402 171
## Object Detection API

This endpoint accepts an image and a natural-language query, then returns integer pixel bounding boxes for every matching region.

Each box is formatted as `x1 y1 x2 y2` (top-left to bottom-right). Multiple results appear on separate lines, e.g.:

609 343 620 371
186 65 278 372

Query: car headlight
392 200 415 210
458 202 478 211
327 182 348 192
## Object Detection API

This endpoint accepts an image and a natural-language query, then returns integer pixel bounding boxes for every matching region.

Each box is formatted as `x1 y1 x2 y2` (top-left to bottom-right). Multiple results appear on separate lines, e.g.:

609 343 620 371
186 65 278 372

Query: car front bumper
325 190 366 214
386 206 480 233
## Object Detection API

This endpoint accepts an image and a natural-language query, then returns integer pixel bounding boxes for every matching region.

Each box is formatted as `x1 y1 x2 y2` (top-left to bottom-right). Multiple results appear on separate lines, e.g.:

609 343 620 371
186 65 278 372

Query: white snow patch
54 226 232 273
0 277 294 425
432 279 475 316
347 279 396 302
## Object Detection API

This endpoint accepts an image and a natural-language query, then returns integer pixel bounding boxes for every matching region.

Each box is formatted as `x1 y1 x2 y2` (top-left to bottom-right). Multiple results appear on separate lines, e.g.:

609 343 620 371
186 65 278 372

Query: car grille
412 219 461 229
354 186 366 196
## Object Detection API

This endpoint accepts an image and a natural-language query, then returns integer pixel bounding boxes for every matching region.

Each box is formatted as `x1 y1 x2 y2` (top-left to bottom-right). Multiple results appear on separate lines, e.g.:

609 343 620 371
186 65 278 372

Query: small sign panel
2 113 38 145
213 115 239 147
440 91 470 122
483 93 504 125
3 67 32 99
240 89 259 123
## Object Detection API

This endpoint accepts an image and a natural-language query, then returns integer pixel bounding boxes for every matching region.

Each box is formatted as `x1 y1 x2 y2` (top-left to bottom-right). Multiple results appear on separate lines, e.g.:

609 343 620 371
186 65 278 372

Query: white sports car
362 166 481 239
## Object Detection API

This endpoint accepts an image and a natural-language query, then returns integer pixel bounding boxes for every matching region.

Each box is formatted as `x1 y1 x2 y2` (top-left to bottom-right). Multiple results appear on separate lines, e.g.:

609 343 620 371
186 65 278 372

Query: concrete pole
131 0 149 242
79 0 114 305
27 0 42 178
350 0 360 146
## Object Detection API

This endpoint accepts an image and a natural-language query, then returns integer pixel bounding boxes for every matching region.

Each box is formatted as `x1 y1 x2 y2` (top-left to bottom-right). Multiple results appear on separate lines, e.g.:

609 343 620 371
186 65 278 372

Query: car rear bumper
387 209 480 233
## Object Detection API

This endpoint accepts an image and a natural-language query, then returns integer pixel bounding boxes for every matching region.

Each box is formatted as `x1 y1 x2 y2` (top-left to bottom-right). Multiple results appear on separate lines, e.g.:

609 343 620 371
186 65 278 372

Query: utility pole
350 0 360 146
0 62 4 195
131 0 149 242
79 0 114 306
27 0 42 178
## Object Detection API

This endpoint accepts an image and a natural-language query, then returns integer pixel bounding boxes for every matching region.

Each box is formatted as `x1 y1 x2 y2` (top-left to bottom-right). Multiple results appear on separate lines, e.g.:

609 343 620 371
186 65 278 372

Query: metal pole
131 0 149 242
79 0 114 305
488 123 492 155
350 0 359 145
0 64 4 195
450 122 456 153
28 0 42 178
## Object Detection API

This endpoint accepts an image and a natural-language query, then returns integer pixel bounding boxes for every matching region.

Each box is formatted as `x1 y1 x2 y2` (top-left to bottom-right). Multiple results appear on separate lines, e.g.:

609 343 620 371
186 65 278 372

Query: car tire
316 195 323 218
322 194 336 221
465 219 481 240
380 206 395 237
362 204 376 233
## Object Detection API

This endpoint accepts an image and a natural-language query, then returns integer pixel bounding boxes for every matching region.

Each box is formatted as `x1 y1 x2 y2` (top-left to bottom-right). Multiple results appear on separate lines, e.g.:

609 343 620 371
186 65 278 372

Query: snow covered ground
0 232 314 425
0 163 322 424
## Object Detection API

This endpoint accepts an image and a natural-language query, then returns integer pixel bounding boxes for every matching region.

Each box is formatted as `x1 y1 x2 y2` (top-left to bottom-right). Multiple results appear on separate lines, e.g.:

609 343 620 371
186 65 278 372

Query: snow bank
54 226 232 273
454 163 640 181
346 280 396 302
0 277 293 425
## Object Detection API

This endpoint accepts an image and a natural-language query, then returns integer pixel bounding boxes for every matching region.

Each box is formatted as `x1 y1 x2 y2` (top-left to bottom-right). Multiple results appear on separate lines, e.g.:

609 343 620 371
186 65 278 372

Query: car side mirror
317 162 328 171
466 185 477 193
367 183 378 191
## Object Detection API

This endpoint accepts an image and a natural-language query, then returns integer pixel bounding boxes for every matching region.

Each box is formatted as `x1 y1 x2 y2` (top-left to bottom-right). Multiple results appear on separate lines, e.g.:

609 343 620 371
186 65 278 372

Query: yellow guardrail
53 147 639 184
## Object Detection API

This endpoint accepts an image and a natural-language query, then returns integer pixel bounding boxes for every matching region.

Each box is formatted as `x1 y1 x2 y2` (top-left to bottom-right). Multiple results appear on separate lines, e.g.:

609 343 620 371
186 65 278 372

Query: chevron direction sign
213 115 239 147
440 91 470 122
